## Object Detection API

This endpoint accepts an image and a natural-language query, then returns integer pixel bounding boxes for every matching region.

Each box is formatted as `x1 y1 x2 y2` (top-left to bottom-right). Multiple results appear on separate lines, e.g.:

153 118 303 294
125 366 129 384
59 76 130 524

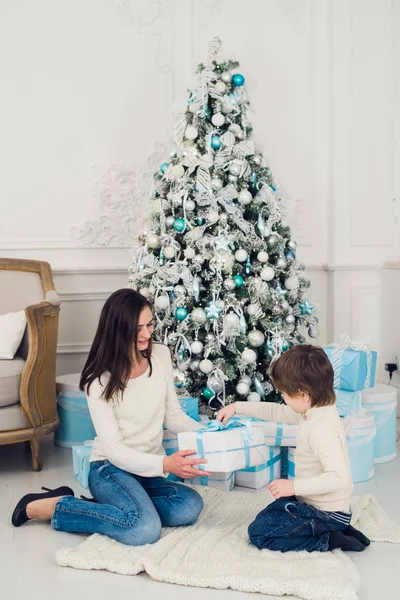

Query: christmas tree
128 38 318 411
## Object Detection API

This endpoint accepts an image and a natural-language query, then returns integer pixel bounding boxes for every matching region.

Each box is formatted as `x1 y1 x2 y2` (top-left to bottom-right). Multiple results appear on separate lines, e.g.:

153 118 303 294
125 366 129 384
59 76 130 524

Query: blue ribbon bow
195 417 254 470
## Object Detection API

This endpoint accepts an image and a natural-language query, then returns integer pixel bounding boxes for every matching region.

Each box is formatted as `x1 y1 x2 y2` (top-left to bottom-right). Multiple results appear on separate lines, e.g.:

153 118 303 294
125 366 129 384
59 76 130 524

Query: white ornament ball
242 348 257 364
247 392 261 402
236 381 250 396
221 71 232 83
284 276 299 291
225 313 239 328
211 112 225 127
155 295 169 310
222 98 235 114
208 210 220 223
247 330 265 348
171 164 185 180
257 251 269 263
166 216 175 228
185 200 196 211
215 81 227 93
229 161 242 176
147 233 161 248
229 123 242 135
247 303 259 316
253 155 262 166
189 359 201 372
199 359 214 374
191 341 204 355
238 190 252 206
260 266 275 282
281 300 290 310
185 125 198 140
228 174 238 183
211 177 223 191
139 287 150 298
240 375 252 386
216 299 225 310
235 249 248 263
164 246 175 259
191 307 207 325
184 247 195 260
236 131 244 140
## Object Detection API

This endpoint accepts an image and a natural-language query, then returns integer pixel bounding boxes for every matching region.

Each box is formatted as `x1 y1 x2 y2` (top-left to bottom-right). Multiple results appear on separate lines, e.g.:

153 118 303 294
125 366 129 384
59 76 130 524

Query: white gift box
235 447 281 490
178 423 268 472
236 414 297 447
185 471 235 492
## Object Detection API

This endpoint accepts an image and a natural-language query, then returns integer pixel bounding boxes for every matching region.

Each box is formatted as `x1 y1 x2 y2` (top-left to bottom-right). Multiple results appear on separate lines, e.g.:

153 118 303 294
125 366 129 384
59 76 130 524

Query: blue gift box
287 447 295 479
335 389 362 417
178 396 199 421
72 442 93 489
323 346 377 391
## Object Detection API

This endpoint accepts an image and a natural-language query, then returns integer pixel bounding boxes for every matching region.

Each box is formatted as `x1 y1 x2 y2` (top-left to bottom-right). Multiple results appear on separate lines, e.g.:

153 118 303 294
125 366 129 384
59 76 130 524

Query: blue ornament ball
232 73 245 87
211 135 222 150
195 216 204 226
282 340 290 352
173 218 186 233
233 274 244 288
285 251 296 263
203 106 212 120
175 307 188 321
203 387 214 400
160 162 169 174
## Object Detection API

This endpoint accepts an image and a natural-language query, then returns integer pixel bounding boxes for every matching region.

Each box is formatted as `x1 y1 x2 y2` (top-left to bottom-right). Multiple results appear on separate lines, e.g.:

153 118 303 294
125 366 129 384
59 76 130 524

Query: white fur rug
57 488 400 600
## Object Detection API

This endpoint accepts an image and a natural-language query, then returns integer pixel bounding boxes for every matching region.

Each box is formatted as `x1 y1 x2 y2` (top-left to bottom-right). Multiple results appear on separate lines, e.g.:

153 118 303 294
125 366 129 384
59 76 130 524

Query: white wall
0 0 398 375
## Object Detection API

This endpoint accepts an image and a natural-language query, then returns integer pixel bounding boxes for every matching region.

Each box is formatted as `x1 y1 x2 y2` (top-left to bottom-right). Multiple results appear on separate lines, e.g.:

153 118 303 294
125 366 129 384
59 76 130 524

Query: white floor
1 437 400 600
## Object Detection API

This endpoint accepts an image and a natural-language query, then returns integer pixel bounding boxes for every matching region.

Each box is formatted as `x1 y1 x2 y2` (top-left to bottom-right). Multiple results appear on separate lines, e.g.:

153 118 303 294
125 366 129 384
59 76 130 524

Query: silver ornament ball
275 257 288 269
267 235 279 247
191 308 207 325
247 330 265 348
166 216 175 228
228 174 238 183
221 71 232 83
285 314 296 325
211 177 223 192
223 277 236 291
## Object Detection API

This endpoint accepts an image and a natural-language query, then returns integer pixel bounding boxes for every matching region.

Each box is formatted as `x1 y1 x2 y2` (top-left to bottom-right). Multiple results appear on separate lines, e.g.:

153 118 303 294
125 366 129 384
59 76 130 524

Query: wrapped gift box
287 447 296 480
185 471 234 491
343 411 376 482
235 447 281 490
178 419 267 473
323 346 377 391
335 389 362 417
178 396 199 421
236 414 297 447
72 441 93 489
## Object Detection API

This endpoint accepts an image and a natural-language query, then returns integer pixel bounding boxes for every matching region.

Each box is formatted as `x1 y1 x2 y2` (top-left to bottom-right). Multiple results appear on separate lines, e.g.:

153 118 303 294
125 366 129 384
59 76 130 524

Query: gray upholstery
0 403 30 431
0 270 43 313
0 358 25 407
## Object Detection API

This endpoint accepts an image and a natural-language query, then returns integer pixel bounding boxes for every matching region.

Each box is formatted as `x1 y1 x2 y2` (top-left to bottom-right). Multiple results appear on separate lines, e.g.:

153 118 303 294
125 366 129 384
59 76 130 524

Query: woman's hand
163 450 211 479
268 479 295 499
216 402 237 424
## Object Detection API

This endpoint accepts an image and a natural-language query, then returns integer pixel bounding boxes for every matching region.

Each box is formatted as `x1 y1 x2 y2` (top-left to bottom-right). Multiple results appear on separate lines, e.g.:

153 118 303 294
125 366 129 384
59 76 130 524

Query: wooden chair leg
30 436 43 471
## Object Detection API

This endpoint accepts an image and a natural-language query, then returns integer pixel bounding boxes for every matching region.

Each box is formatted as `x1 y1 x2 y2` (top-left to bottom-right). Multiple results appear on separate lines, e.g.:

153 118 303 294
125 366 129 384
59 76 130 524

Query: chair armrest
19 301 60 428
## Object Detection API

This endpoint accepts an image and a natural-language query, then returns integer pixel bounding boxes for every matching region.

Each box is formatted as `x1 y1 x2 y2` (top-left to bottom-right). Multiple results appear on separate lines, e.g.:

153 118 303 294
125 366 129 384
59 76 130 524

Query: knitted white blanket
57 488 400 600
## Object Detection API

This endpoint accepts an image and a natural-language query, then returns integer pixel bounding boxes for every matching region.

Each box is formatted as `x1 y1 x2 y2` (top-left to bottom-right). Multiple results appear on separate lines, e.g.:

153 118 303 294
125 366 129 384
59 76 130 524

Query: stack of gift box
71 344 397 491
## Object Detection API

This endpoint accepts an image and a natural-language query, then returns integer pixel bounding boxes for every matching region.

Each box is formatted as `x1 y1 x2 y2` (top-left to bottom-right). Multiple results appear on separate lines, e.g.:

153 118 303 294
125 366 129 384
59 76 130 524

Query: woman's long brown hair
80 288 153 401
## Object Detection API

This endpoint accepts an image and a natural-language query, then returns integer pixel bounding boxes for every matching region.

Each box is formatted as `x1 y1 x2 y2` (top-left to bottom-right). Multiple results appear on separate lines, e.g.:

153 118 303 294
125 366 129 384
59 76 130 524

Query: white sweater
236 401 353 512
86 343 202 477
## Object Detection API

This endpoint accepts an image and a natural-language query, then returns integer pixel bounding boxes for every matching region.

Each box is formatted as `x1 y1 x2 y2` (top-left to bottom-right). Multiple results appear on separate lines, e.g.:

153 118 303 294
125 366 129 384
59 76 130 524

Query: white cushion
0 403 30 431
0 358 25 407
0 311 27 359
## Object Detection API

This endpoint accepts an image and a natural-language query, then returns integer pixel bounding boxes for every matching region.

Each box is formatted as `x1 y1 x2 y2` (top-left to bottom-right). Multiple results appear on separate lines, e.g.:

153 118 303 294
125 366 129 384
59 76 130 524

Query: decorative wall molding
57 343 92 355
59 292 114 303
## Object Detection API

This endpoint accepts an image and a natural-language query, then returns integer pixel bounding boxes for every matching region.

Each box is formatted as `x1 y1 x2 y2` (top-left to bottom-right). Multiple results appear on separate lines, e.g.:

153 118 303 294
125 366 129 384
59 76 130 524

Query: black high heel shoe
11 485 75 527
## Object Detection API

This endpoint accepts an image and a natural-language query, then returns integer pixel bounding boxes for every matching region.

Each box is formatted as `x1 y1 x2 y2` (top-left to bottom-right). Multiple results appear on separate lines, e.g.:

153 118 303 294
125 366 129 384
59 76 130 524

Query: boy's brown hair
269 344 336 407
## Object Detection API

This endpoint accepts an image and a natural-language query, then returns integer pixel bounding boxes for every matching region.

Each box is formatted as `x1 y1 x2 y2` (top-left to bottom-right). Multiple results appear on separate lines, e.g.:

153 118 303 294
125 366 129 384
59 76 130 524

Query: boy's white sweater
236 401 353 512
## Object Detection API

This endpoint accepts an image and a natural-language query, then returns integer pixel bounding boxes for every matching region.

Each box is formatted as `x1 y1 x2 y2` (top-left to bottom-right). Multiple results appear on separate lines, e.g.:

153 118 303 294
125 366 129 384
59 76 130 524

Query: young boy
216 344 370 553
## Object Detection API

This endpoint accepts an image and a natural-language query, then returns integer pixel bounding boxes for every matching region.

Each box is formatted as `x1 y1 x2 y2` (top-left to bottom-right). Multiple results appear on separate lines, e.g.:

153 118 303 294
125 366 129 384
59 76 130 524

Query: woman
12 288 209 545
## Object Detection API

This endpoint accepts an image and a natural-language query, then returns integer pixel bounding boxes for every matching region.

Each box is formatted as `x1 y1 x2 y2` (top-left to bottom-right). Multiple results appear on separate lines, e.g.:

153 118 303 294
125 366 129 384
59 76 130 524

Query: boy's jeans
248 496 349 552
52 460 203 546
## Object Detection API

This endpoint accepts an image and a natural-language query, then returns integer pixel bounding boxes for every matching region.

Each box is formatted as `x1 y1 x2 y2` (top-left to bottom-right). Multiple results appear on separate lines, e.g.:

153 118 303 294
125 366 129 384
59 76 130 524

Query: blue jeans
248 496 348 552
52 460 204 546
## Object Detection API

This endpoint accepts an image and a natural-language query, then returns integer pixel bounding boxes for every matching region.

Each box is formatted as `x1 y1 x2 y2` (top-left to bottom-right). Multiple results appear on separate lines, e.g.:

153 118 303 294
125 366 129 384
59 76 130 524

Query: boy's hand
216 403 237 424
268 479 295 499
